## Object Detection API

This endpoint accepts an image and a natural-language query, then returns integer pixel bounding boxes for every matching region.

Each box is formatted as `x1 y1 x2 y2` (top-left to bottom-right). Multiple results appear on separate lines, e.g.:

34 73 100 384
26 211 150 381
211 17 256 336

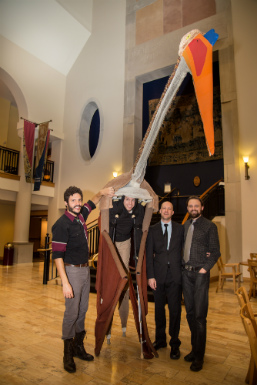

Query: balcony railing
33 156 54 183
41 160 54 183
0 145 19 175
0 145 54 183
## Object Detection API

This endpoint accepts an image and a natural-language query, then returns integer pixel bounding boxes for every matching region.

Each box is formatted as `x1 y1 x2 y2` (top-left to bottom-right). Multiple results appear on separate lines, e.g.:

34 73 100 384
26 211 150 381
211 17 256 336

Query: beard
67 204 82 216
189 210 202 219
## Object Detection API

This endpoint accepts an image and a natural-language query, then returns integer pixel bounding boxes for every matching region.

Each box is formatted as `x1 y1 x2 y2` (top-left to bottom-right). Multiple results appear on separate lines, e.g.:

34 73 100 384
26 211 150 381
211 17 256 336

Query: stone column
13 131 33 263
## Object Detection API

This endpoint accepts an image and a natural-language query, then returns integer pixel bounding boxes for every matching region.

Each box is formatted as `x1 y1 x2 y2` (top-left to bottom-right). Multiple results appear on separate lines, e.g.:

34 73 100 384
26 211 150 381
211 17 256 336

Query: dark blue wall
145 159 224 197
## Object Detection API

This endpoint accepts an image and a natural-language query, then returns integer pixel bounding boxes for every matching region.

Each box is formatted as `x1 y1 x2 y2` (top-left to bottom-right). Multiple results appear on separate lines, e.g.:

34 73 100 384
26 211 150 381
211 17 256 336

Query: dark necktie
164 224 168 250
183 220 194 263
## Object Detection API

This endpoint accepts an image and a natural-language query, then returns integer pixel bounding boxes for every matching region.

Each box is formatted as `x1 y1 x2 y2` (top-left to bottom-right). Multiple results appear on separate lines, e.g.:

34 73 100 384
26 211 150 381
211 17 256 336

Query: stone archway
0 68 34 261
0 67 28 133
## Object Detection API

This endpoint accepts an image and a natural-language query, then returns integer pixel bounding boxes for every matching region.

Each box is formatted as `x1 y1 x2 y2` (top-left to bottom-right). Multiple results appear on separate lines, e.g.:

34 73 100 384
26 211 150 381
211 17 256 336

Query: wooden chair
237 286 252 307
248 259 257 300
240 303 257 385
236 286 257 324
250 253 257 260
216 256 242 293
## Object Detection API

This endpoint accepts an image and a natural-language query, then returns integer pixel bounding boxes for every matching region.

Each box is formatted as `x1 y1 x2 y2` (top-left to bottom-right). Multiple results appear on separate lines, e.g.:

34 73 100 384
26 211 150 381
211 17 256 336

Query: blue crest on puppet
204 29 219 46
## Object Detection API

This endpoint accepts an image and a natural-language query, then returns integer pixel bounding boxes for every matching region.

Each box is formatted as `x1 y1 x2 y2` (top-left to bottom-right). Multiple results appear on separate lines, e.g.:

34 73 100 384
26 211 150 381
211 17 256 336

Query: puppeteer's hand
199 268 207 274
100 187 115 198
148 278 157 290
63 282 74 298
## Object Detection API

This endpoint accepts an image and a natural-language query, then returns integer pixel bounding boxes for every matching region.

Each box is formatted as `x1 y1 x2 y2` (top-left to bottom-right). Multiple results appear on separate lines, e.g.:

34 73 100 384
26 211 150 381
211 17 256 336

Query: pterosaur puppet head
95 28 219 358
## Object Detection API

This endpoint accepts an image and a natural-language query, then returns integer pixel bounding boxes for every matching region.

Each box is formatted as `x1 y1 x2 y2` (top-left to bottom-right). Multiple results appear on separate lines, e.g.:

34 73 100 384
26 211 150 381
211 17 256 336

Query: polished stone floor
0 262 255 385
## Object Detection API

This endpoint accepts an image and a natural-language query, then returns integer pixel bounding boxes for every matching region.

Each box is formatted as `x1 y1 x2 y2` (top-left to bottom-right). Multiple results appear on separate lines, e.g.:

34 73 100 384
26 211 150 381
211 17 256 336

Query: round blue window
79 101 101 161
89 109 100 158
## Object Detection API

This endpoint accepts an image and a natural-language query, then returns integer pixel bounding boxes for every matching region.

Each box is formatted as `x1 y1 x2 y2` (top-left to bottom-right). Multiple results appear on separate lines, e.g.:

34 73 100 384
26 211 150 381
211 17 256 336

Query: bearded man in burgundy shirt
52 185 114 373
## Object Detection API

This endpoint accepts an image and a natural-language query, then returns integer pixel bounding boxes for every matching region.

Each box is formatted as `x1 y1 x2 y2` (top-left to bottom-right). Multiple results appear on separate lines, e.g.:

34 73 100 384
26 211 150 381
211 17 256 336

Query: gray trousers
62 265 90 340
107 238 131 334
116 239 130 328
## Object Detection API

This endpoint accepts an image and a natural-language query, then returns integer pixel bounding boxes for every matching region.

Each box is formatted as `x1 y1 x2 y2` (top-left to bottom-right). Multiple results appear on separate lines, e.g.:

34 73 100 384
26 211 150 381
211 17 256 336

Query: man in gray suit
182 196 220 372
146 201 184 359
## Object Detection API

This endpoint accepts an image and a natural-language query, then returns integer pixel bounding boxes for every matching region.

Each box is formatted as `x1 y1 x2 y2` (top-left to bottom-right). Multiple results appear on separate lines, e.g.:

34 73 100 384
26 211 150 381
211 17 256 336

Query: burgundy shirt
52 200 95 264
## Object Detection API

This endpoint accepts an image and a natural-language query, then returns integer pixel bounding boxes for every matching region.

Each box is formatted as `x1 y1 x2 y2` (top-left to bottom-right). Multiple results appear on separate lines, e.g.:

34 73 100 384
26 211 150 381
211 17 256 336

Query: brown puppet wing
95 230 129 356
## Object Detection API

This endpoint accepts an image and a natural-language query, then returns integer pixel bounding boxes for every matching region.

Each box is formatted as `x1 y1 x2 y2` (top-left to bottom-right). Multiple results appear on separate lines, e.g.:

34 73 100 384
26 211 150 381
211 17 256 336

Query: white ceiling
0 0 93 76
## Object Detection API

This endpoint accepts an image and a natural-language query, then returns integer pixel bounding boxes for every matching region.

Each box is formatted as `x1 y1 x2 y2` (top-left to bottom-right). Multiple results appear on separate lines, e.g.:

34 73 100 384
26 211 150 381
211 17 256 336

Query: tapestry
34 122 50 191
23 120 36 182
148 85 222 166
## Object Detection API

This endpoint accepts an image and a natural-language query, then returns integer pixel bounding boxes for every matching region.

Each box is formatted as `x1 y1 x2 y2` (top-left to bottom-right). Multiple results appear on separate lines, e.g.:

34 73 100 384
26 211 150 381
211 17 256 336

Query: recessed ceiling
0 0 92 76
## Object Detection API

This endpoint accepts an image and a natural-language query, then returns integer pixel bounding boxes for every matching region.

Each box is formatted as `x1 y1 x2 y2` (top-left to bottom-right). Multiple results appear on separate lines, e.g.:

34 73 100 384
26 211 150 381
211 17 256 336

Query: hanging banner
34 122 50 191
23 120 36 182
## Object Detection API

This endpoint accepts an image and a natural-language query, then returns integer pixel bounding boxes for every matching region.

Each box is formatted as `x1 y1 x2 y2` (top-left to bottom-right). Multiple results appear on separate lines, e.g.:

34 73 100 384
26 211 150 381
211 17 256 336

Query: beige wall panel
182 0 216 27
163 0 182 34
220 101 238 168
224 210 242 263
123 117 136 171
128 13 228 82
126 11 136 51
124 79 136 117
136 0 163 45
219 46 236 104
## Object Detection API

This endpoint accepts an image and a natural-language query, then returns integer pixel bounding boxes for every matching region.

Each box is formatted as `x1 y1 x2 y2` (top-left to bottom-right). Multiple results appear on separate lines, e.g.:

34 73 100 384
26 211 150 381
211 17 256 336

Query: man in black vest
146 201 183 359
182 196 220 372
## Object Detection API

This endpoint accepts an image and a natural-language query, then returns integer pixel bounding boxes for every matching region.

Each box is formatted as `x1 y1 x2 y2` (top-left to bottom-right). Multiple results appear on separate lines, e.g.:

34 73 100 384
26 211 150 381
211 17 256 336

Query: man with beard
52 185 114 373
146 201 184 360
182 196 220 372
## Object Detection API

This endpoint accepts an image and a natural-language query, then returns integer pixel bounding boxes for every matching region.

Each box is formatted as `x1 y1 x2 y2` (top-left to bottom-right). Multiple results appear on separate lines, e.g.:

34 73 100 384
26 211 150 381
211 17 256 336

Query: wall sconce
243 156 250 180
113 172 118 178
164 183 171 193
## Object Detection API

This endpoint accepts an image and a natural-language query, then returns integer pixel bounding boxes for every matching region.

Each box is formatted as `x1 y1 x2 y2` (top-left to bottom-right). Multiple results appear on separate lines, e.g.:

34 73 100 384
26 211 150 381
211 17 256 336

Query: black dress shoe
170 347 180 360
190 360 203 372
153 341 167 350
184 351 195 362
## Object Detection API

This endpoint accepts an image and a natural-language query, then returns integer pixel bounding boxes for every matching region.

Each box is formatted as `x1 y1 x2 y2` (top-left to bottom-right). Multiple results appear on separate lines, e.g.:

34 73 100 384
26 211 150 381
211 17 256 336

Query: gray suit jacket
146 220 184 285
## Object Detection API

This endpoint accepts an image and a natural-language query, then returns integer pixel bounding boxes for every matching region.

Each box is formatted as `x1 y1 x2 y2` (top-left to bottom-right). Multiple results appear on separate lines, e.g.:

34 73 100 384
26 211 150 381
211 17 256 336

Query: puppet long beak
115 29 219 199
182 31 217 155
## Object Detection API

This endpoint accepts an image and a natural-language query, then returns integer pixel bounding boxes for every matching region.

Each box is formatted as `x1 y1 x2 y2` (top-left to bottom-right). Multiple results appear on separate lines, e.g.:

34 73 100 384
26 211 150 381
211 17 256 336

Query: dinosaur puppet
95 28 219 358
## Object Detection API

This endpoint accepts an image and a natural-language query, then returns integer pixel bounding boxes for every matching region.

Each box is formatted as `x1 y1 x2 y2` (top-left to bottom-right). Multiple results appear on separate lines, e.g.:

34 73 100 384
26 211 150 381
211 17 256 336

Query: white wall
0 32 67 245
50 0 126 226
231 0 257 262
0 35 66 137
